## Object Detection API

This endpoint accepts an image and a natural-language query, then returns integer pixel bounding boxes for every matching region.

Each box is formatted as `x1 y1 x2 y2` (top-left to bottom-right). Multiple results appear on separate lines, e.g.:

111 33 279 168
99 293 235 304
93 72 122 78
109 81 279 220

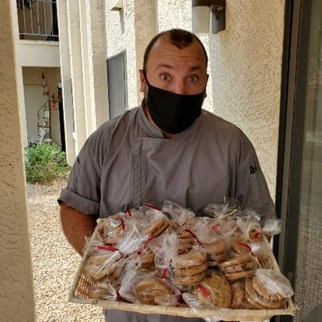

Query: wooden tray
69 228 298 321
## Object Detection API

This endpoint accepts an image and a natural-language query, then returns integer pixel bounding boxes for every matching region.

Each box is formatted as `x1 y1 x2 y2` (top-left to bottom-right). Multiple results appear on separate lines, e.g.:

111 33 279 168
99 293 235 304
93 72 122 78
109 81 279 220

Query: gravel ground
26 180 104 322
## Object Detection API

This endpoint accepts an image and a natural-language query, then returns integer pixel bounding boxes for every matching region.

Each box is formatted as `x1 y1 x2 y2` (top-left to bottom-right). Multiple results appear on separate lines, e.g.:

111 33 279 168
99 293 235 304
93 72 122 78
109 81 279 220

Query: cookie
245 290 267 309
207 251 228 262
97 215 125 244
224 269 254 281
194 273 232 308
232 239 252 254
178 229 195 239
223 259 256 273
174 250 207 269
218 253 253 269
88 280 116 300
178 237 195 254
142 215 170 237
174 250 208 286
176 260 208 277
230 282 245 308
245 277 285 309
84 251 122 281
254 268 294 299
135 278 173 305
176 270 207 286
252 275 280 301
203 239 228 263
208 259 221 267
203 239 226 255
140 248 155 270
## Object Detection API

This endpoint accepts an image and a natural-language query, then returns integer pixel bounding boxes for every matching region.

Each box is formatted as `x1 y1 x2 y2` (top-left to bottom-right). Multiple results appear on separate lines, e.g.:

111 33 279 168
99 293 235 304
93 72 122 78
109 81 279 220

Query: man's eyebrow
189 66 203 72
155 64 203 72
155 63 174 69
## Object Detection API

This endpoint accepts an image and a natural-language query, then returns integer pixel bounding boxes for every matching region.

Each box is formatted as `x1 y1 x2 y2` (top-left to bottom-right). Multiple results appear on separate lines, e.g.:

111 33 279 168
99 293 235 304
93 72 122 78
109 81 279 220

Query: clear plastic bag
255 268 294 298
162 200 196 226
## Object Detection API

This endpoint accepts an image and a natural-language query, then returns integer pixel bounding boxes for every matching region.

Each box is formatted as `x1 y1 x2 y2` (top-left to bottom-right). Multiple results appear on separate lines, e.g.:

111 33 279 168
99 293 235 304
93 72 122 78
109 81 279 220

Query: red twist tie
116 289 122 301
145 203 161 210
238 241 252 252
120 218 126 230
146 235 156 243
210 223 221 232
184 229 202 245
161 267 168 279
126 208 132 217
254 232 261 239
97 245 120 252
196 284 210 297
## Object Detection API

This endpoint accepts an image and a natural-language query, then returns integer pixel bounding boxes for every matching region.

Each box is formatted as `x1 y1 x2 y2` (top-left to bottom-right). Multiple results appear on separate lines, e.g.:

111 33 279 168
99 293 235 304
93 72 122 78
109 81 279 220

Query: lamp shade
192 6 210 34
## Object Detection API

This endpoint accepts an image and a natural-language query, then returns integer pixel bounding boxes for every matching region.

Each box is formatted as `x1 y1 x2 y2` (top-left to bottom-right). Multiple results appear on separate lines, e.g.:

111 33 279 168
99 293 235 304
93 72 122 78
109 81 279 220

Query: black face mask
145 77 205 134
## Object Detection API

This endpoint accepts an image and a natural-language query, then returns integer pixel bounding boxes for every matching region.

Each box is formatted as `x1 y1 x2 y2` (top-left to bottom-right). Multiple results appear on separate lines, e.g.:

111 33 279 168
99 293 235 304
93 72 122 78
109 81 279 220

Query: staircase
28 99 52 145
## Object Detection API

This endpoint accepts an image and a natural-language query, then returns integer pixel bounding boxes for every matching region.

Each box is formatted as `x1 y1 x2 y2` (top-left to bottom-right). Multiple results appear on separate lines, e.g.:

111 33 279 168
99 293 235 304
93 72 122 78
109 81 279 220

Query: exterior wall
58 0 285 197
103 0 284 197
0 0 285 319
208 1 285 198
56 0 76 163
0 0 35 320
105 1 138 107
57 0 109 159
16 41 60 67
89 0 110 129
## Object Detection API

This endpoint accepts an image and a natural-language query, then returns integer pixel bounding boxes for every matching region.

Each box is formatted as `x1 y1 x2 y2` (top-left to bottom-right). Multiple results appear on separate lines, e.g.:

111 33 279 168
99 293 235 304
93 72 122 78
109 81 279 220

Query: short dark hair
143 28 208 71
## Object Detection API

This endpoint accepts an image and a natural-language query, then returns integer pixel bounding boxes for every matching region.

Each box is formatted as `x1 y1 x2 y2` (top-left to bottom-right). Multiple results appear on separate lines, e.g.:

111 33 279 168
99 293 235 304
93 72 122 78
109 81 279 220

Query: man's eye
160 74 170 81
188 76 199 83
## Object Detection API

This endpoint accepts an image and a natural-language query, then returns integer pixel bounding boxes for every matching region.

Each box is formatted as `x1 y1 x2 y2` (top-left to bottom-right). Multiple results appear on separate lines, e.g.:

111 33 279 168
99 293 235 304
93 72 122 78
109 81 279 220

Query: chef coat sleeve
58 137 101 216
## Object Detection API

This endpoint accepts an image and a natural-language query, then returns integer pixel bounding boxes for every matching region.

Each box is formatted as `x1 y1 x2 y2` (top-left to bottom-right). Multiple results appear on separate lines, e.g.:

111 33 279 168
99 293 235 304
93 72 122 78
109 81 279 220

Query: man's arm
60 202 97 256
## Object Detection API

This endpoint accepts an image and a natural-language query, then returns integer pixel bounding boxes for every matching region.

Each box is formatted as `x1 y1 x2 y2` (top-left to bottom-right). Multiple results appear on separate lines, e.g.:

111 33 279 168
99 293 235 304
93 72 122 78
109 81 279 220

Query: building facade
1 0 321 321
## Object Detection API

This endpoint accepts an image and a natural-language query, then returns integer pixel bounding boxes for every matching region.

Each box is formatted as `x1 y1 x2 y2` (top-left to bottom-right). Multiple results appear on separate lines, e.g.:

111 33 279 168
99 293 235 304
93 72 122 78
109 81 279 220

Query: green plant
24 142 70 184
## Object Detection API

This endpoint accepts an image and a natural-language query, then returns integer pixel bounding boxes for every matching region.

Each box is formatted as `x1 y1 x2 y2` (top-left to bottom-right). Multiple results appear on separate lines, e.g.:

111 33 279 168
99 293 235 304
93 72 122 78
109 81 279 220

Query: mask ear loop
141 70 151 109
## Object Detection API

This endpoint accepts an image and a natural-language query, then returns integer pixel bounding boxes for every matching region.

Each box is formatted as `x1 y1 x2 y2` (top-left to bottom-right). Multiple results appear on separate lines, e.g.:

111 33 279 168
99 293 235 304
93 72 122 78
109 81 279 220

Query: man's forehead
150 34 195 52
148 36 206 66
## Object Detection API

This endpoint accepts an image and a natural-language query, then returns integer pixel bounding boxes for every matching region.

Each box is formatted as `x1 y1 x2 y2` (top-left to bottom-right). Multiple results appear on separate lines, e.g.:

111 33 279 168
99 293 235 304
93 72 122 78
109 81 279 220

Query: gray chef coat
58 106 275 322
59 106 275 219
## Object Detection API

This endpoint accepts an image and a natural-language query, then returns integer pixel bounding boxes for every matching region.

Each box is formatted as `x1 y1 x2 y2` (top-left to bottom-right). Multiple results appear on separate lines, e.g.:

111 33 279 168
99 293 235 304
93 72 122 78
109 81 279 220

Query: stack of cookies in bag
82 200 294 312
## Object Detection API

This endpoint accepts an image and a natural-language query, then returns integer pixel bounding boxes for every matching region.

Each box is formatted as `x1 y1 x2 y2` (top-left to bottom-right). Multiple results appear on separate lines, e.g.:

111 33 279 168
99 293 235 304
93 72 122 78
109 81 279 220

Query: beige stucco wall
0 0 35 320
58 0 285 198
208 1 285 198
0 1 286 319
106 1 157 108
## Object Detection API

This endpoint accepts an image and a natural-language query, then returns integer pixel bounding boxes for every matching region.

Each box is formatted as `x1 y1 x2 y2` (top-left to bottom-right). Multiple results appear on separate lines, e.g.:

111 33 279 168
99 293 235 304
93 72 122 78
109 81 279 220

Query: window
275 0 322 321
107 51 128 119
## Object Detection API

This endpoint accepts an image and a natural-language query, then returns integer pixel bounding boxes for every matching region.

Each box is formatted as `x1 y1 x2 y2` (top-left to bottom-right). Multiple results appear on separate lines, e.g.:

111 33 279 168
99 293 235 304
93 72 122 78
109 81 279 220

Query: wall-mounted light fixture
192 0 226 34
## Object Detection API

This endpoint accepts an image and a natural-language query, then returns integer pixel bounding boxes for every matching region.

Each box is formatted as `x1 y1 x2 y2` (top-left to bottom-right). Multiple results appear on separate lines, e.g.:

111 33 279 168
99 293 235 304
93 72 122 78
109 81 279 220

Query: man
59 28 275 322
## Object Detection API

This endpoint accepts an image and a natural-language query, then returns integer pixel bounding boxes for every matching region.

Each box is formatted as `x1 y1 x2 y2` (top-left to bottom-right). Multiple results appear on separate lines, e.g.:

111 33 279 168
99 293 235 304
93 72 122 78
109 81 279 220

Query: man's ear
139 69 147 93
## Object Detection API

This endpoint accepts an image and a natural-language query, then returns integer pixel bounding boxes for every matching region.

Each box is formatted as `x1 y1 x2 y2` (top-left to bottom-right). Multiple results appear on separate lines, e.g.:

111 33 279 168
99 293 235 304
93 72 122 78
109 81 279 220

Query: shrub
24 142 71 184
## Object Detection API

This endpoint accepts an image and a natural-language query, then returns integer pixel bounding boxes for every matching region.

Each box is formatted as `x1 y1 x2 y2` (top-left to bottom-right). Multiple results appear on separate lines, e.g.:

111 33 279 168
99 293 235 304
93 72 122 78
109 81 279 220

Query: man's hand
60 202 97 256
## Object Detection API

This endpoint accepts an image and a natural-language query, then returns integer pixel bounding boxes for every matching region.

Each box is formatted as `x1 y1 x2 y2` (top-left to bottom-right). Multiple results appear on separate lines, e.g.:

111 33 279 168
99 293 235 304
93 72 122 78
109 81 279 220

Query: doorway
275 0 322 321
